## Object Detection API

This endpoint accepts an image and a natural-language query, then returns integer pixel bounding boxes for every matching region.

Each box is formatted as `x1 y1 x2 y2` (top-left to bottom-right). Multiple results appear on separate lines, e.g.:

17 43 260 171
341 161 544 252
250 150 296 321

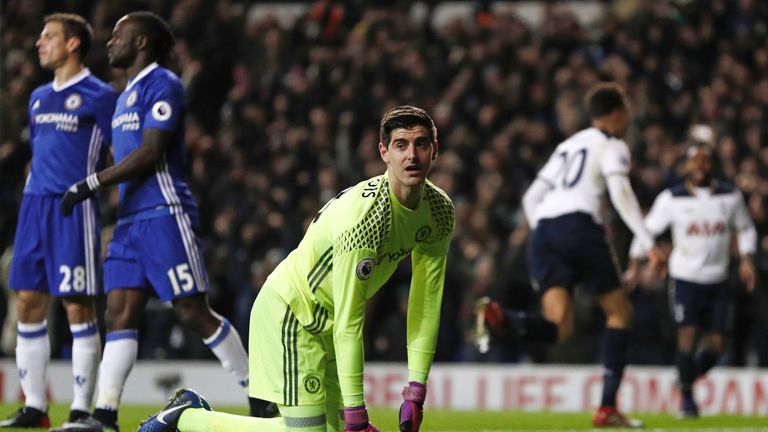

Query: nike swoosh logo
158 402 191 425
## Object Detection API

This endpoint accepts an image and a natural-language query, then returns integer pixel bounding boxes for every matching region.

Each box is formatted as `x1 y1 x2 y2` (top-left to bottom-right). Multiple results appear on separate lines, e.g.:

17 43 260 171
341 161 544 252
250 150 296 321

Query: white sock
94 330 138 411
203 319 249 388
16 321 49 411
70 321 100 412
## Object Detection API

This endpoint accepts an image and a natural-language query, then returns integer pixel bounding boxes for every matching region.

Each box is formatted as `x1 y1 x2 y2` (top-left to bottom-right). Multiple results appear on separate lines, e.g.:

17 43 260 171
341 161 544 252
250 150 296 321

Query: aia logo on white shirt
686 221 726 236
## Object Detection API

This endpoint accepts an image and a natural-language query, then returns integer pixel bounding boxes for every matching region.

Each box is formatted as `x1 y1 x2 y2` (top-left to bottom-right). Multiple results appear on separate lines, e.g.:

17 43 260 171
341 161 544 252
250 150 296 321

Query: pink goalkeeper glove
343 405 379 432
399 382 426 432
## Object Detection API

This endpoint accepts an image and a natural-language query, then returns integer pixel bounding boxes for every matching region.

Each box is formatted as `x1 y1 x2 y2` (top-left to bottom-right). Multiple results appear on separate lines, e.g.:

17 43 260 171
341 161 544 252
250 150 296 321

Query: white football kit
630 182 757 284
523 127 654 253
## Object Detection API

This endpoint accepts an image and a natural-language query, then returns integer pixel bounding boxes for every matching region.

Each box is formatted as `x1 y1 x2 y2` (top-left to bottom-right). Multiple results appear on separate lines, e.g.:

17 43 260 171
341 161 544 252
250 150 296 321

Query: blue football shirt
111 63 197 219
25 69 117 195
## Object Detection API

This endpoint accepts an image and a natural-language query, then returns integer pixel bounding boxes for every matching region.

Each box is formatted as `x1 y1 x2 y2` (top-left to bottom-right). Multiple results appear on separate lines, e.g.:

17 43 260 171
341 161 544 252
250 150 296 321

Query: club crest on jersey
65 93 82 111
415 226 432 242
304 375 321 394
32 99 40 110
356 258 375 280
126 90 138 107
152 101 172 121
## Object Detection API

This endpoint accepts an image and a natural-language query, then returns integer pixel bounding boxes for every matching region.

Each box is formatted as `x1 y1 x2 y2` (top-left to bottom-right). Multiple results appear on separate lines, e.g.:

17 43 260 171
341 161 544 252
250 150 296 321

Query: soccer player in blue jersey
0 14 117 429
57 12 272 431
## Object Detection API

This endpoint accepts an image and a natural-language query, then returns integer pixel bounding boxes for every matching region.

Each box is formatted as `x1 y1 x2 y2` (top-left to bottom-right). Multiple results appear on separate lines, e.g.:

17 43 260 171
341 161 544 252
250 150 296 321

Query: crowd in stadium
2 0 768 368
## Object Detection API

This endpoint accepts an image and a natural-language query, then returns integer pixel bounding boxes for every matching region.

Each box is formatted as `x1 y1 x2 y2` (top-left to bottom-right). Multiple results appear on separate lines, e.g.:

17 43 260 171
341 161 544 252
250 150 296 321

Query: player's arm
521 177 552 228
628 190 672 259
607 174 664 266
332 249 382 431
61 127 172 215
62 80 183 215
732 191 758 291
522 151 562 228
397 242 450 432
626 190 672 287
601 141 655 253
94 128 171 186
331 249 377 426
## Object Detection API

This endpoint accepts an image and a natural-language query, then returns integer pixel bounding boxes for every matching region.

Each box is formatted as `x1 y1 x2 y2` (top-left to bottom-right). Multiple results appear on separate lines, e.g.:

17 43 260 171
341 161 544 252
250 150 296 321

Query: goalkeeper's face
379 126 437 189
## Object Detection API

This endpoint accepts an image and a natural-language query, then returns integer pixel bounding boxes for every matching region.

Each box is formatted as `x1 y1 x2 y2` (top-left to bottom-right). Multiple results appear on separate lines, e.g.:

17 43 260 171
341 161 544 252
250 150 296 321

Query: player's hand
739 256 756 292
61 173 100 216
623 259 641 291
399 382 426 432
343 405 379 432
646 246 667 278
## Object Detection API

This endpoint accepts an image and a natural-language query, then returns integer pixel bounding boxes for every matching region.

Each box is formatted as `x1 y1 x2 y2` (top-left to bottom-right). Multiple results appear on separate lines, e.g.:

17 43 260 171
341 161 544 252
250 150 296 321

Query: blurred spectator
2 0 768 365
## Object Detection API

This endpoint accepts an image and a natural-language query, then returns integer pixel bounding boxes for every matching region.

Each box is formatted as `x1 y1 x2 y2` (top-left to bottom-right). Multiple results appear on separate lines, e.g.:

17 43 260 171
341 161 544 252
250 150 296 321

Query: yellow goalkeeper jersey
264 172 455 407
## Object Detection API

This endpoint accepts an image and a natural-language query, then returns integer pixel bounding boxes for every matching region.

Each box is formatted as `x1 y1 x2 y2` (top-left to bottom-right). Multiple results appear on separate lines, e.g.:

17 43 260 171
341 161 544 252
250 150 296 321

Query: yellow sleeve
406 248 448 383
332 249 375 407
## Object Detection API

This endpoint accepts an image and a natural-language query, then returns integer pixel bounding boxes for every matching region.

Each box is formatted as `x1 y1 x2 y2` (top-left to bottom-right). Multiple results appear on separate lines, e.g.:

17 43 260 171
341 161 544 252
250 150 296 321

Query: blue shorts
104 211 208 302
9 194 101 296
670 278 730 333
528 212 621 296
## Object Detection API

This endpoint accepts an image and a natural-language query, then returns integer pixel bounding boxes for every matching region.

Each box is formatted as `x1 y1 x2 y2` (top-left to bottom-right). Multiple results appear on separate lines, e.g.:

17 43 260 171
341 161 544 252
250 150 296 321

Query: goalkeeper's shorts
248 285 340 407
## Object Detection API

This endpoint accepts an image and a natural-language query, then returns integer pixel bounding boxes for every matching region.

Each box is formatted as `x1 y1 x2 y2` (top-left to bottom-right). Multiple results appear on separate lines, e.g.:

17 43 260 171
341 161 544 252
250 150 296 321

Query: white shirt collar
52 68 91 92
126 62 159 90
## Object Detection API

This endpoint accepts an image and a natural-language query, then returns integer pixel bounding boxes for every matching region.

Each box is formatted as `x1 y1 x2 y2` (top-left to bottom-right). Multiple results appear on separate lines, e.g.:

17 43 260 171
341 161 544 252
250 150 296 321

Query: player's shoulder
76 75 118 107
713 180 737 196
336 175 387 215
330 175 391 252
138 67 185 103
30 82 53 99
667 183 690 198
558 127 626 152
423 180 455 221
145 66 183 89
82 74 117 96
423 180 456 241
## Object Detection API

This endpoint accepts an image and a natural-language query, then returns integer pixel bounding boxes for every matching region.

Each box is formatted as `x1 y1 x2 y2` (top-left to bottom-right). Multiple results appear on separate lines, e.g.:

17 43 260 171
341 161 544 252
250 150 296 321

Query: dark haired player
626 144 756 418
138 106 455 432
57 12 266 431
2 13 116 429
480 83 660 428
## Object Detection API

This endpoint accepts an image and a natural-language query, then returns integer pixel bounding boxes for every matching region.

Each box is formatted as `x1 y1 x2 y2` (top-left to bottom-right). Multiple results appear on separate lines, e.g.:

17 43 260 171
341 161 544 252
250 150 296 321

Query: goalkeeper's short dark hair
585 82 628 119
379 105 437 146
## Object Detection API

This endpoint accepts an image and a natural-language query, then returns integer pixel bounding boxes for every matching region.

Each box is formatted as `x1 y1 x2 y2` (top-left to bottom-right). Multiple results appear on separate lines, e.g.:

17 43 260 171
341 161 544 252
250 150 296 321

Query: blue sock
504 310 558 343
695 350 719 379
677 351 695 398
600 328 628 407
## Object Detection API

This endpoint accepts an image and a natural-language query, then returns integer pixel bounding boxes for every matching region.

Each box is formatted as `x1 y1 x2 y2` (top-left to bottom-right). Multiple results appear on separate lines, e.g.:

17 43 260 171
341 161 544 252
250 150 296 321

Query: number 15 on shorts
167 263 194 295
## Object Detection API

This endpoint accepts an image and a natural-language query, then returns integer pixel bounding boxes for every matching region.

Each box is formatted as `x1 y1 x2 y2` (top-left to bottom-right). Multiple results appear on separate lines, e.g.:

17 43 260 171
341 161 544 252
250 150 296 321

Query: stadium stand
1 0 768 370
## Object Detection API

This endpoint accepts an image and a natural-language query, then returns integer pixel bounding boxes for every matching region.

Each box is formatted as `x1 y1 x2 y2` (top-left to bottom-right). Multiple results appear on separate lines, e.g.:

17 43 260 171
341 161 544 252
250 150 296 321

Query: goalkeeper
140 105 455 432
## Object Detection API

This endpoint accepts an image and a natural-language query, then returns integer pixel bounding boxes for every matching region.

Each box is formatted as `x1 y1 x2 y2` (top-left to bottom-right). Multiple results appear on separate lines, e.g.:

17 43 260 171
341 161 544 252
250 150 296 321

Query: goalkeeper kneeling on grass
139 105 455 432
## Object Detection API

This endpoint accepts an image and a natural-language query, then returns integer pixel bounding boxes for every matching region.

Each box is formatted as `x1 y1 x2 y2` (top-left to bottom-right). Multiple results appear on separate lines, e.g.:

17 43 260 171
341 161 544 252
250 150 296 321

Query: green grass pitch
0 404 765 431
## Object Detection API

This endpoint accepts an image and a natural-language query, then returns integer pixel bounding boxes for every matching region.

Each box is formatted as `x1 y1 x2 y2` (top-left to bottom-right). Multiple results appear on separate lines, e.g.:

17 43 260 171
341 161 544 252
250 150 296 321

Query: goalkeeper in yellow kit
139 105 455 432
